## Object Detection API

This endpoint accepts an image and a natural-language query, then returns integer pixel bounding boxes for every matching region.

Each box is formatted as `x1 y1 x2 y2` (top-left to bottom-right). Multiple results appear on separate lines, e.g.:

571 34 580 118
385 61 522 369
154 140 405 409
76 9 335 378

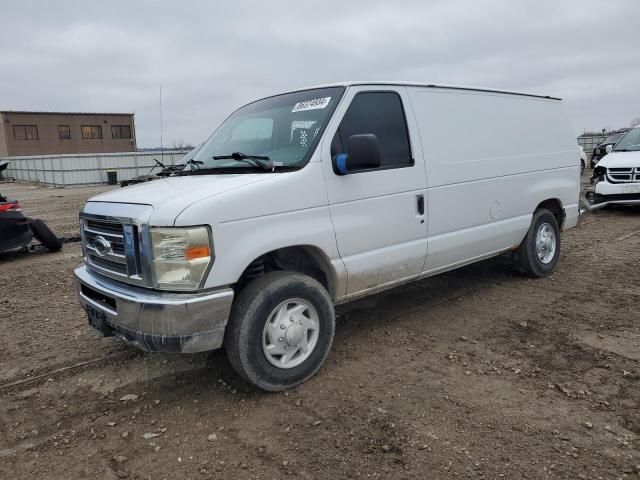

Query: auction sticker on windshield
292 97 331 113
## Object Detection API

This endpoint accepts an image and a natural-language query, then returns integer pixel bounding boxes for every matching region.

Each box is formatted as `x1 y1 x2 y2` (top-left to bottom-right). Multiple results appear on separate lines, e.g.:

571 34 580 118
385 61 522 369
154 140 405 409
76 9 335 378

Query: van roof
284 81 561 101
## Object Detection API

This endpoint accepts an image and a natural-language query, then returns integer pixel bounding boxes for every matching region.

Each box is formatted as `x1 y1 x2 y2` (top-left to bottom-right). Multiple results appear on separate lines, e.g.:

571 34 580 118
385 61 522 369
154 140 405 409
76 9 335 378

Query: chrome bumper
581 191 640 211
585 199 640 211
74 265 234 353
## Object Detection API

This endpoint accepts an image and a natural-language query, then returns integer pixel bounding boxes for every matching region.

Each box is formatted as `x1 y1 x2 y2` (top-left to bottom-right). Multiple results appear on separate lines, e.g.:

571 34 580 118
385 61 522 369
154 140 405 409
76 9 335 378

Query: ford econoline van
75 82 580 390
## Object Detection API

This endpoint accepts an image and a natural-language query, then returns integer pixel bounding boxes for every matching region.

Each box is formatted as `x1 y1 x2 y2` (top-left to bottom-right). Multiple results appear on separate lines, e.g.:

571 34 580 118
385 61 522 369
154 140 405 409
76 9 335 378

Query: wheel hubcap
535 222 556 264
262 299 319 369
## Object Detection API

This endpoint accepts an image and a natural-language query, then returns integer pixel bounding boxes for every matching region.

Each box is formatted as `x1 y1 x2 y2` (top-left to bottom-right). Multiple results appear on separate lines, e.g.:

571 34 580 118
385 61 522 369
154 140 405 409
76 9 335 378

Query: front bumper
74 265 234 353
582 188 640 211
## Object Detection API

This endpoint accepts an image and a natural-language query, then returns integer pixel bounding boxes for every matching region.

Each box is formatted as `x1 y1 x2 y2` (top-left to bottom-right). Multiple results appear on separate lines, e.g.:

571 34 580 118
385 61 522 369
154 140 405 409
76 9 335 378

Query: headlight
150 226 213 290
592 166 606 183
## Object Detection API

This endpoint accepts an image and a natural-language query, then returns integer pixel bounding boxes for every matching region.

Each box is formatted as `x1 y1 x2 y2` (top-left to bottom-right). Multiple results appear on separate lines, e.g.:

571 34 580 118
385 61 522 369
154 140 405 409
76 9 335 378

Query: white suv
588 126 640 209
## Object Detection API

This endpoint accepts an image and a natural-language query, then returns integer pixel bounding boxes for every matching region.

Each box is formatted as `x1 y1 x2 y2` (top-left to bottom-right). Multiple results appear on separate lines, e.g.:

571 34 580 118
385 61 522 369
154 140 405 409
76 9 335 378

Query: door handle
417 195 425 215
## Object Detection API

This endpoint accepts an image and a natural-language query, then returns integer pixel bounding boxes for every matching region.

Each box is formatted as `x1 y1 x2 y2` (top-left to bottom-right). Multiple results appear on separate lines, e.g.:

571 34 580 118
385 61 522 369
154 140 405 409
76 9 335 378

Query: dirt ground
0 179 639 480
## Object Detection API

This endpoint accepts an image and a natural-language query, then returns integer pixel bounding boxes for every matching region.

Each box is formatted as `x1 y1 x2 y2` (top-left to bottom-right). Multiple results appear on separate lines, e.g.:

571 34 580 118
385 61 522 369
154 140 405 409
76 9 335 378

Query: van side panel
425 168 575 269
407 87 579 272
409 88 578 186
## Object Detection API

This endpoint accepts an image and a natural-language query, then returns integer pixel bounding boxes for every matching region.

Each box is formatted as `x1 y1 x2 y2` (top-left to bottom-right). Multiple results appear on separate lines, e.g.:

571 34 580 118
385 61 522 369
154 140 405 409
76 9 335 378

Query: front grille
90 254 127 275
607 167 640 184
82 215 143 282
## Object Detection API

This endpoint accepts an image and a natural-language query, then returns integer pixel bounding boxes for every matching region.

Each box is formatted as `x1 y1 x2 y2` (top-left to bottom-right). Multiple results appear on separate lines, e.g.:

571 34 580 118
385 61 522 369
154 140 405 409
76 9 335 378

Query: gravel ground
0 179 638 479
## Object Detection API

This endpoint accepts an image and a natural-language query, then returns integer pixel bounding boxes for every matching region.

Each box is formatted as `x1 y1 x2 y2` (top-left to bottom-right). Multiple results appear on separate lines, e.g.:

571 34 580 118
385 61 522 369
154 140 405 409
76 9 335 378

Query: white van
587 125 640 209
75 82 580 391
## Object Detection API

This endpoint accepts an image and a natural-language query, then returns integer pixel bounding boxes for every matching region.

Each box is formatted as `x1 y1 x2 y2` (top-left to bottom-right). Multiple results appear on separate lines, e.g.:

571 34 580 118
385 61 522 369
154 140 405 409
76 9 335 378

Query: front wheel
224 271 335 391
516 209 561 277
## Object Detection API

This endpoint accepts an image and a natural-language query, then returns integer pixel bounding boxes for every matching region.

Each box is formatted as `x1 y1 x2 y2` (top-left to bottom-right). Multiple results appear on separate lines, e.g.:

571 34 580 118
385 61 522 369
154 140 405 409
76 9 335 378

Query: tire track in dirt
0 352 138 391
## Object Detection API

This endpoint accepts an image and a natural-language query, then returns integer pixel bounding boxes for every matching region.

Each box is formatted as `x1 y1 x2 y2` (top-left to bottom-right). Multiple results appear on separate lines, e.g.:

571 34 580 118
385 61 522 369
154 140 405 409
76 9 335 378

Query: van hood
87 174 274 225
597 151 640 168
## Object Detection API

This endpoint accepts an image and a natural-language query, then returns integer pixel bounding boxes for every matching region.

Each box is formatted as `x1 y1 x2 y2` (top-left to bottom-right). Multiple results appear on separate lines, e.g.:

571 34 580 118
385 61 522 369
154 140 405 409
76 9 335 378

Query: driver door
321 86 428 296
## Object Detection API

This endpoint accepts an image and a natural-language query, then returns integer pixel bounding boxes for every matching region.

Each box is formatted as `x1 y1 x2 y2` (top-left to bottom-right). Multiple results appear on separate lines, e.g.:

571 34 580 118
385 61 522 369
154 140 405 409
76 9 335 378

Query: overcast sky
1 0 639 147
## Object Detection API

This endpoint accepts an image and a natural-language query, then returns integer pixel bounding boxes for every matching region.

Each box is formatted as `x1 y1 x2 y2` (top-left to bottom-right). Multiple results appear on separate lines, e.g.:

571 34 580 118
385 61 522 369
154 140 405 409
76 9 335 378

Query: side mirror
606 144 613 154
333 134 382 174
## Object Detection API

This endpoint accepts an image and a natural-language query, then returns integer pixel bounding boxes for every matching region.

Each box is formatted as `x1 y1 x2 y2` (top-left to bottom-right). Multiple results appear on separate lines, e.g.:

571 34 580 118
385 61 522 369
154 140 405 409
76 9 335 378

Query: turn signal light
185 245 211 261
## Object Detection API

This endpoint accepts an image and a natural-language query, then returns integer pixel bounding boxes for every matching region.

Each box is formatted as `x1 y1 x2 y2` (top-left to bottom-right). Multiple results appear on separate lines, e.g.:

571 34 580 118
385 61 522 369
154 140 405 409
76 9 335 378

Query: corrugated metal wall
2 151 189 187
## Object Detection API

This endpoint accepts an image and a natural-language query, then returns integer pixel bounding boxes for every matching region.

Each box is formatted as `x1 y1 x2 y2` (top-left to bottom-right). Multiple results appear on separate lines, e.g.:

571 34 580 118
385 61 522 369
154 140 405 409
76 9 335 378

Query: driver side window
332 91 413 169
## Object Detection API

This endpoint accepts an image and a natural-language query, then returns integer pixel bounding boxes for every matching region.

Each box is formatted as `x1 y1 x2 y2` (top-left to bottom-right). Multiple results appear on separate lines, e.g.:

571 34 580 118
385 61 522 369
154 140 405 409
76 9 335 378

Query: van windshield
185 87 345 173
613 128 640 152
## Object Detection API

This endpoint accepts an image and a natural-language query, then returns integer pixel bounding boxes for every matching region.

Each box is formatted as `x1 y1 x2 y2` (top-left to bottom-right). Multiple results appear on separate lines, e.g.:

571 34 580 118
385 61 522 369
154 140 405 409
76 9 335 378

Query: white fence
2 150 190 187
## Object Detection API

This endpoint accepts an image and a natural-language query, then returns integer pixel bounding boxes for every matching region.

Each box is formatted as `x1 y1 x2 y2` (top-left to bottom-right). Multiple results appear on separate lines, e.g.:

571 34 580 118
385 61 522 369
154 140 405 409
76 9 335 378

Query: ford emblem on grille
93 236 112 257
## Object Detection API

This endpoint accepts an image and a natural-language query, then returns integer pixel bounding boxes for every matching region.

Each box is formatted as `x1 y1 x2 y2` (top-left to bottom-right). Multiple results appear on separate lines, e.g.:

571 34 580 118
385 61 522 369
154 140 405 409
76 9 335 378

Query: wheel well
236 246 334 297
536 199 564 228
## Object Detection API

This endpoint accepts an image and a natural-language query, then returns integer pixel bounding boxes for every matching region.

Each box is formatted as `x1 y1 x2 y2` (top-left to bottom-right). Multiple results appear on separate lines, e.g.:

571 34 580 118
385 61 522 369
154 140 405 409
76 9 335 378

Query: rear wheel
516 209 560 277
29 218 62 252
225 271 335 391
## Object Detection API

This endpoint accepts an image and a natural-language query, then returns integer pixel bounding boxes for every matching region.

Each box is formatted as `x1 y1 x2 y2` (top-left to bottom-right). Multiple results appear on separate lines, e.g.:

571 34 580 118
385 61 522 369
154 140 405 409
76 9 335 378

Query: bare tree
171 140 194 150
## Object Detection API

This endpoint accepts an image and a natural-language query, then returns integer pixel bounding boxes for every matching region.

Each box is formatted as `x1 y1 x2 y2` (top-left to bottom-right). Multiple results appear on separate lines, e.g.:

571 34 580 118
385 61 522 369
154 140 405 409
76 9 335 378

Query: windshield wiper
182 158 203 169
212 152 272 171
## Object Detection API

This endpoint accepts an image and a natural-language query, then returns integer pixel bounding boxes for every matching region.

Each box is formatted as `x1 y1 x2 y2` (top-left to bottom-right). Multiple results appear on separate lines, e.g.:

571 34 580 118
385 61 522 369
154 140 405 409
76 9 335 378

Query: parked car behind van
587 126 640 209
74 82 580 391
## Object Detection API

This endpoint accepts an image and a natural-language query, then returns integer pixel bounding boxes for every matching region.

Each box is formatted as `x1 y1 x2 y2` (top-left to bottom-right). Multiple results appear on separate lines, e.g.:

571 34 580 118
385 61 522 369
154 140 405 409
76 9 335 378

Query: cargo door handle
417 195 425 215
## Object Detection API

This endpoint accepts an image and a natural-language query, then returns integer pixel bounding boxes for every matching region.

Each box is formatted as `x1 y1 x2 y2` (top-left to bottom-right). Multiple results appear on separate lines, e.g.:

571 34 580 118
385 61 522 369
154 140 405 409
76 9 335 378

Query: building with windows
0 111 136 157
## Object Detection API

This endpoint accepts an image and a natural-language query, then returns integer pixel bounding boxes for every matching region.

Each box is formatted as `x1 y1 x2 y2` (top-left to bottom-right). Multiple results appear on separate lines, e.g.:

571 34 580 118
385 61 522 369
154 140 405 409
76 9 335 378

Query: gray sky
1 0 639 147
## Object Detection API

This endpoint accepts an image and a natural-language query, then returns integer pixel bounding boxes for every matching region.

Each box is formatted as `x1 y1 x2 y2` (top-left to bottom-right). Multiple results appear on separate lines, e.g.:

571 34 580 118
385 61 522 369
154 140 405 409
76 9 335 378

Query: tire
516 209 560 278
225 271 335 391
29 218 62 252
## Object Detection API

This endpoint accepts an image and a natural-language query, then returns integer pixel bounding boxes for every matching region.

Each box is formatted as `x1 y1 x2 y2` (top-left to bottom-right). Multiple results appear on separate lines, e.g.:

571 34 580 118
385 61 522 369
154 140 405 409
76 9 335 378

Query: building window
58 125 71 140
111 125 132 139
81 125 103 139
13 125 39 140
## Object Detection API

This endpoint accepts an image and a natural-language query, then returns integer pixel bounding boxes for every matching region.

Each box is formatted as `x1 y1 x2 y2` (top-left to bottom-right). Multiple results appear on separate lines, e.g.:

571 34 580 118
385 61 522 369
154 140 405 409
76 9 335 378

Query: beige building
0 111 136 157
